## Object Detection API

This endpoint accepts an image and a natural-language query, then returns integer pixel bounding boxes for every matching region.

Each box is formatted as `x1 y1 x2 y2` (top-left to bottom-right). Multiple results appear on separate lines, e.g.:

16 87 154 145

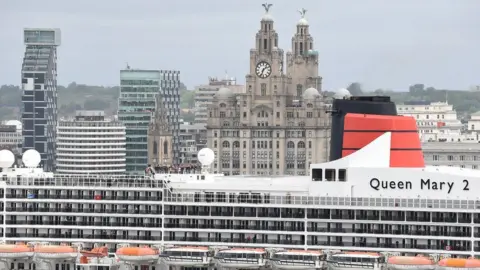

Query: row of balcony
6 195 162 201
6 234 161 241
4 208 475 224
4 222 478 238
6 208 161 214
6 221 161 227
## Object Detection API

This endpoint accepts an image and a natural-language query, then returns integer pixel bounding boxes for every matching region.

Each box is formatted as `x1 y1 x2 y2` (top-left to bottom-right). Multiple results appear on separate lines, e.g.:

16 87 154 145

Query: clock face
255 61 272 79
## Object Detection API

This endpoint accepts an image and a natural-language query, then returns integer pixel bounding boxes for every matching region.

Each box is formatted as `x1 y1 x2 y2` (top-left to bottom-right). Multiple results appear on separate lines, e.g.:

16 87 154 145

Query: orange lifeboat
388 256 435 270
438 258 480 268
34 245 77 260
80 246 108 258
116 246 159 263
0 244 34 259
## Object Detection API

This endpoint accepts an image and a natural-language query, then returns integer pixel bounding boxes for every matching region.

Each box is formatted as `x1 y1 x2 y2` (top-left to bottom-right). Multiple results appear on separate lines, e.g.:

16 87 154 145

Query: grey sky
1 0 479 91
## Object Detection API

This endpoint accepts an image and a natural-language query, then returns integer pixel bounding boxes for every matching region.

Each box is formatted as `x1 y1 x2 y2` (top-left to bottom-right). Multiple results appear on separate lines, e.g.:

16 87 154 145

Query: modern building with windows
56 111 126 174
21 28 61 172
159 70 181 165
118 69 160 174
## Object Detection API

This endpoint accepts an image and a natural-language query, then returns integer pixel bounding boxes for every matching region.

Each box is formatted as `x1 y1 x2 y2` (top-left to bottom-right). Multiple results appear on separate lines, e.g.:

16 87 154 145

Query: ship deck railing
161 256 206 262
2 175 165 189
270 259 316 266
214 258 259 264
327 261 375 268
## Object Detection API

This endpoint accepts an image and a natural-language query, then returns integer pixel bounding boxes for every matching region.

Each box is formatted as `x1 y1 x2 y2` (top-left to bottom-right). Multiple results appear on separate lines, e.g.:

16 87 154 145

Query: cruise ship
1 96 480 270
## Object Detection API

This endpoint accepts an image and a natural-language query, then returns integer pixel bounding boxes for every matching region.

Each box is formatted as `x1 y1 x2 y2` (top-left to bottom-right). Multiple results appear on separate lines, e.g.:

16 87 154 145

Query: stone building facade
206 6 330 176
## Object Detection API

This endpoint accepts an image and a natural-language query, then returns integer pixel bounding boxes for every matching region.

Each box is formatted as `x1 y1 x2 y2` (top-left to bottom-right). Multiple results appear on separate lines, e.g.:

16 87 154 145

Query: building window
261 83 267 96
153 141 158 155
296 84 302 97
220 112 226 118
163 141 168 155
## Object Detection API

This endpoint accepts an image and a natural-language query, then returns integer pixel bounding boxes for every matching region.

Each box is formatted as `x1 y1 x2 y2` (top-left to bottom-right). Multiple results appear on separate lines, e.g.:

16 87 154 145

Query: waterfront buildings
159 70 181 165
56 111 126 174
206 7 330 176
118 69 159 174
21 28 61 172
422 142 480 170
0 121 23 165
178 122 207 165
118 68 181 174
396 101 477 142
194 76 244 124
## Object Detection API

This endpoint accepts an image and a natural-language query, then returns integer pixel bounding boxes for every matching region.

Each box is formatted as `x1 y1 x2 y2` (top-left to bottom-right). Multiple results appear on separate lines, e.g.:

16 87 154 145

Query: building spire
152 94 170 133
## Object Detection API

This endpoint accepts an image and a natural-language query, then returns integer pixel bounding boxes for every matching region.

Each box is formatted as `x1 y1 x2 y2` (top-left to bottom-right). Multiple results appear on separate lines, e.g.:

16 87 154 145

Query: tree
347 82 363 96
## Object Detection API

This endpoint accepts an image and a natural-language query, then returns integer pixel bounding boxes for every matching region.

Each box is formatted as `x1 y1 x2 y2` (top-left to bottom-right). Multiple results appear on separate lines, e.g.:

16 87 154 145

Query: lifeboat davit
387 256 435 270
34 245 77 260
438 258 480 269
0 244 34 259
116 246 159 263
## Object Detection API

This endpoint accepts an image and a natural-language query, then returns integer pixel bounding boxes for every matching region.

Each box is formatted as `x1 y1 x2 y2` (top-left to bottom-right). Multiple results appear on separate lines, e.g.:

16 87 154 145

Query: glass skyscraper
118 69 181 174
118 69 159 174
21 28 61 172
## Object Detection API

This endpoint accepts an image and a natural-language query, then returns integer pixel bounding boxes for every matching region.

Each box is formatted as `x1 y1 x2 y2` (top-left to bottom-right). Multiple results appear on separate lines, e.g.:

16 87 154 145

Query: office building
21 28 61 172
194 76 244 124
56 111 126 174
178 122 207 165
118 69 160 174
159 70 181 165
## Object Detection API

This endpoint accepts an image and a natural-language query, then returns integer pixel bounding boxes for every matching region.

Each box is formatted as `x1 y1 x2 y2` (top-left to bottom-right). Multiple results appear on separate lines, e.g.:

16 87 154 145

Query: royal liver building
207 5 330 176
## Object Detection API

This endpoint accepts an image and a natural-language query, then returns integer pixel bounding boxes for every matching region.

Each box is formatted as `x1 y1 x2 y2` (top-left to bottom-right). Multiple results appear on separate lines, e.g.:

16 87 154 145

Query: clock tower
246 4 290 97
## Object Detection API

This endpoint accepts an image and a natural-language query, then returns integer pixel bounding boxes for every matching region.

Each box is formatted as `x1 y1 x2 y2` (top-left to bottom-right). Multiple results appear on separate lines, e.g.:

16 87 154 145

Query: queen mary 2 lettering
369 178 470 194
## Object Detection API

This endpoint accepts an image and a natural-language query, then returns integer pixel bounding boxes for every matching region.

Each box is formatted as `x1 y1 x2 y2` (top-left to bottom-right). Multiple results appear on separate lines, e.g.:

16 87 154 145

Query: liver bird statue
262 3 273 13
298 8 307 18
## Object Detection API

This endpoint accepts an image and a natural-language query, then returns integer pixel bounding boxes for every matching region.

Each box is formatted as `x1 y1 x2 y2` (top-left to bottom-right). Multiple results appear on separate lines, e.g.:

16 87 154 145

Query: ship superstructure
1 96 480 270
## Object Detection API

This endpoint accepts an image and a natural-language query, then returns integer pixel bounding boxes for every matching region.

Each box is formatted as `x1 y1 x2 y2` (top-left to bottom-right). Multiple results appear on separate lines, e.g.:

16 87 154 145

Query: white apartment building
423 142 480 170
194 76 244 124
56 111 126 174
396 101 477 142
178 122 207 165
468 111 480 132
0 120 23 159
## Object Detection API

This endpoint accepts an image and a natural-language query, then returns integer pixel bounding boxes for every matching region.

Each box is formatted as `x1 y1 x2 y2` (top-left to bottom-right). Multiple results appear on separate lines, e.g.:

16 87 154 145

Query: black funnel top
329 96 398 161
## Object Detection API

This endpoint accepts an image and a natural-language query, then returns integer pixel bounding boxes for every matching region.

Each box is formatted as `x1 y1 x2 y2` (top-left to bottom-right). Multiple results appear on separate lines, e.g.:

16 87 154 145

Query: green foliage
0 82 478 121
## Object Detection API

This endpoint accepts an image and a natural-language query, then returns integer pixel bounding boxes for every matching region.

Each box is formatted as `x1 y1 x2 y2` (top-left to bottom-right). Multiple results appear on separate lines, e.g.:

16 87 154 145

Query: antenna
126 62 130 69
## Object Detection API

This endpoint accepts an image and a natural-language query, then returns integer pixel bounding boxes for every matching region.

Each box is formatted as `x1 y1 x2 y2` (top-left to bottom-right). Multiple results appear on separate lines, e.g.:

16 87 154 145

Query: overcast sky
1 0 479 91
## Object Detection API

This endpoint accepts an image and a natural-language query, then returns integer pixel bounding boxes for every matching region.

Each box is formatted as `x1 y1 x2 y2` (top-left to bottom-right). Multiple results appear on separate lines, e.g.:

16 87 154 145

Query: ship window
216 192 226 202
325 169 336 181
311 169 322 181
338 169 347 181
252 193 261 203
205 192 214 202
